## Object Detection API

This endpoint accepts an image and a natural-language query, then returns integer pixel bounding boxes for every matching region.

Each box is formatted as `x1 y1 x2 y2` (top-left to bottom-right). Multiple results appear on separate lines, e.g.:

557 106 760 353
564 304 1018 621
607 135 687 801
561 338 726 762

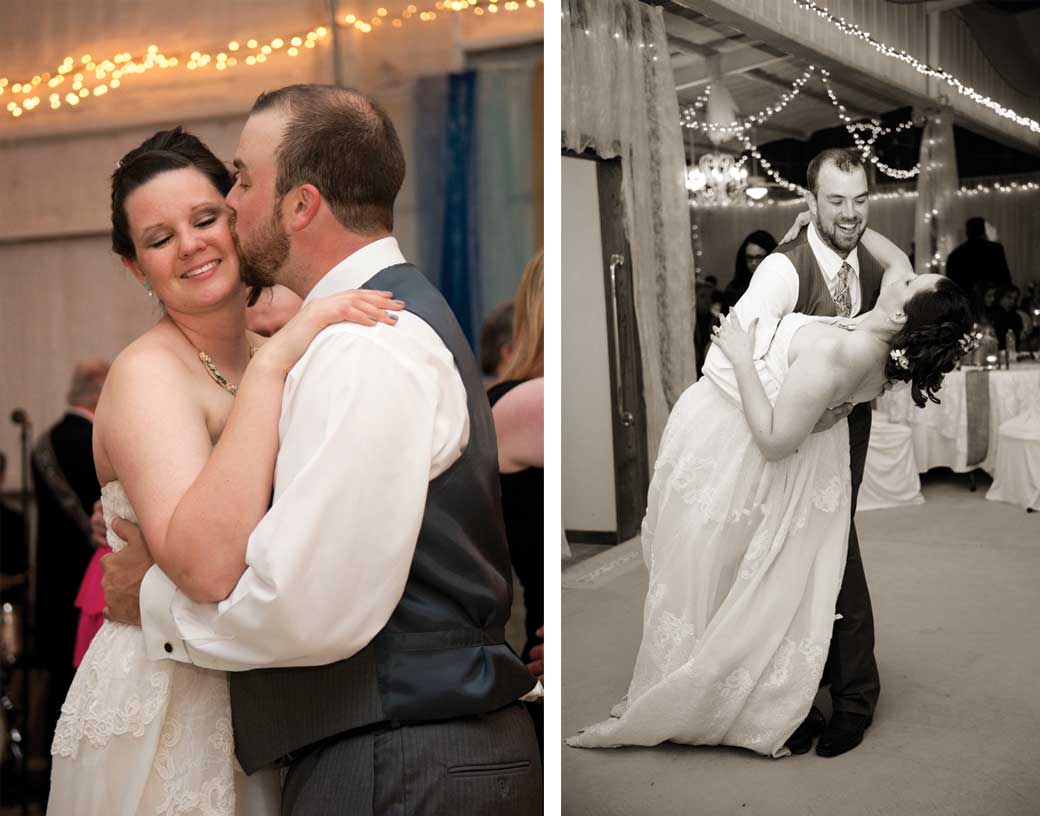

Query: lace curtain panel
913 110 959 275
563 0 697 460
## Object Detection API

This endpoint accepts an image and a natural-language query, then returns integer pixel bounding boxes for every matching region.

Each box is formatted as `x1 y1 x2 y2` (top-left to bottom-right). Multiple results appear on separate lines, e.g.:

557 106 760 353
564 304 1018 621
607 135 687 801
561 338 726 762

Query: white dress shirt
702 221 862 397
140 237 472 671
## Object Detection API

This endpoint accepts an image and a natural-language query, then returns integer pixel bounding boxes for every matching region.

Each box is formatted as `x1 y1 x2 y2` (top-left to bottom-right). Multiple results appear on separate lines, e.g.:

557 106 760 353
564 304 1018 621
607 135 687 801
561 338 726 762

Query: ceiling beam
670 0 1039 154
673 46 790 90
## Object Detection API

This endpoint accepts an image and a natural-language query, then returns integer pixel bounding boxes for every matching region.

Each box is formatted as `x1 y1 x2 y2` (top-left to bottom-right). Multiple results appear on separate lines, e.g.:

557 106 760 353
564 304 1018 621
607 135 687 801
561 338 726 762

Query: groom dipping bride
567 148 973 759
71 84 541 815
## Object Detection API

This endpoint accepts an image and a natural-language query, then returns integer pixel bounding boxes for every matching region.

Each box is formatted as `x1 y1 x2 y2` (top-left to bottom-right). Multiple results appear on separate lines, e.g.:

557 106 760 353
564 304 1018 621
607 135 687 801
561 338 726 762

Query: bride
47 128 402 814
567 229 973 758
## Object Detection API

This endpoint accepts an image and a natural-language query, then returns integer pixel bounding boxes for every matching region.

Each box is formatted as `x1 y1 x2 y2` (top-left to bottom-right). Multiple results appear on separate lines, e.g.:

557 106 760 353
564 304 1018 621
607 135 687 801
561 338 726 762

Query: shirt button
164 642 173 653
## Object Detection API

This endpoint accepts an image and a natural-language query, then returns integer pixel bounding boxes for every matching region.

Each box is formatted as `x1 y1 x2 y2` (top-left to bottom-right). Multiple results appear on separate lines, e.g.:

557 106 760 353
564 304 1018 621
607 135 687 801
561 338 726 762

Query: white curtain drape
562 0 696 460
913 110 959 275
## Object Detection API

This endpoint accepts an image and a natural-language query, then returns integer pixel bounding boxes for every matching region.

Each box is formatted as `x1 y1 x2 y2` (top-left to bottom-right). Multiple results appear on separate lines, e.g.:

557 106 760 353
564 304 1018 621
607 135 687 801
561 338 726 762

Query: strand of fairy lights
794 0 1040 135
688 179 1040 208
737 132 806 194
2 27 332 119
680 66 816 134
680 67 921 182
2 0 543 120
820 69 919 179
343 0 540 32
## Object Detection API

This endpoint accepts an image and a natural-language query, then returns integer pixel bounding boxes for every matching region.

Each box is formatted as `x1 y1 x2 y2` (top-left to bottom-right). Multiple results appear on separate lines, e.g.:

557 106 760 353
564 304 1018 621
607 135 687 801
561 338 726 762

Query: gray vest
776 229 885 480
229 263 536 773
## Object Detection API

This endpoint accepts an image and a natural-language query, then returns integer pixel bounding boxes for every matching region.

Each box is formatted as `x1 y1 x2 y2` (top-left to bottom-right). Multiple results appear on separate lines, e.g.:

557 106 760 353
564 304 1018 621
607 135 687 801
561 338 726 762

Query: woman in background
488 250 544 748
722 230 778 314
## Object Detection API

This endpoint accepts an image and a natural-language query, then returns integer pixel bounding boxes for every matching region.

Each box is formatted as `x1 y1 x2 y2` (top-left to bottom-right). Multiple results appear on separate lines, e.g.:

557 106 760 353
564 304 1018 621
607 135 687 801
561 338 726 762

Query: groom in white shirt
703 148 883 758
102 84 541 814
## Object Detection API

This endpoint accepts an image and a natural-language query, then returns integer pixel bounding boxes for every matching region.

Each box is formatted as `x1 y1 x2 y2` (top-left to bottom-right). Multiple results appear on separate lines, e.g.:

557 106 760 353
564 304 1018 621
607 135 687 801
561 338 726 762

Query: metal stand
8 409 33 814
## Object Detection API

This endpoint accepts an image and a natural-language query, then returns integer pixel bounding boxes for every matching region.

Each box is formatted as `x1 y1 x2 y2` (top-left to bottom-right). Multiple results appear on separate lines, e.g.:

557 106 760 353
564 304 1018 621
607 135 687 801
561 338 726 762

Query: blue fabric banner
413 66 538 351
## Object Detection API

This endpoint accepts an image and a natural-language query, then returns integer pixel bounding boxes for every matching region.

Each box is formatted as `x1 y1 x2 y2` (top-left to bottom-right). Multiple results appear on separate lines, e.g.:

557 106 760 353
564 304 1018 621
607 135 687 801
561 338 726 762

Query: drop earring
144 280 154 298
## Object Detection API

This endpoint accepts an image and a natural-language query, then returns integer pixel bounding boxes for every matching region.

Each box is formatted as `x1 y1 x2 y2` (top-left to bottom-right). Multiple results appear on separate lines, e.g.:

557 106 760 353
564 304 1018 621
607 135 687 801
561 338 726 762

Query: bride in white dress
567 258 973 758
47 128 403 814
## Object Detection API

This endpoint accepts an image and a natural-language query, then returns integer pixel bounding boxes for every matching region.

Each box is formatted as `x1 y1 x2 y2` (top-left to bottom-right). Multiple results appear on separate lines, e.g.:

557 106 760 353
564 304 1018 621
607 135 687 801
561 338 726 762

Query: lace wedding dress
48 481 280 815
568 314 852 758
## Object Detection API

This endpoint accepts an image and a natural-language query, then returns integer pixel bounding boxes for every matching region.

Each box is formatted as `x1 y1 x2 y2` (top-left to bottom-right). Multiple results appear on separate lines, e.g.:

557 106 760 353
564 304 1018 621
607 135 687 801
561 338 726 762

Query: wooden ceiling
654 0 904 147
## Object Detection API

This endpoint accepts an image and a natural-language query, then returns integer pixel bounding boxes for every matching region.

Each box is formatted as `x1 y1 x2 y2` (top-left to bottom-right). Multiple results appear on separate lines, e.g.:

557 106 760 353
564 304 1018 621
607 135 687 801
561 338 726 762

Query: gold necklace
198 346 256 396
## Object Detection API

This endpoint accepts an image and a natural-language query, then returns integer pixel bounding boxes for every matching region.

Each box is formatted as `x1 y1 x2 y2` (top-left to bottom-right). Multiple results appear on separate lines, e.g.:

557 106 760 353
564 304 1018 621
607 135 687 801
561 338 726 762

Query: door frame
563 149 650 545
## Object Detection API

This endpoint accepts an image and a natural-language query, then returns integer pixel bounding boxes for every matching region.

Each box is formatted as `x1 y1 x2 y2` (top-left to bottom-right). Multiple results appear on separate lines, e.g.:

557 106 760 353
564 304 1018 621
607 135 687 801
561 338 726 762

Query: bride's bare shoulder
97 324 198 424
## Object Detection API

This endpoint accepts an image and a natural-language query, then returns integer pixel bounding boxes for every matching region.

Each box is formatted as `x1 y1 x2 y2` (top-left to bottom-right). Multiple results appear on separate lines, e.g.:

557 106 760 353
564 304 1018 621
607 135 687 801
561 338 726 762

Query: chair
858 416 925 511
986 405 1040 512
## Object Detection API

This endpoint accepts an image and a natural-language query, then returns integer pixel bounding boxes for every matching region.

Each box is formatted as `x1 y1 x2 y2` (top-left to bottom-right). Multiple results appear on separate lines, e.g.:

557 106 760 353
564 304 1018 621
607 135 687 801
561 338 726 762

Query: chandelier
687 152 748 206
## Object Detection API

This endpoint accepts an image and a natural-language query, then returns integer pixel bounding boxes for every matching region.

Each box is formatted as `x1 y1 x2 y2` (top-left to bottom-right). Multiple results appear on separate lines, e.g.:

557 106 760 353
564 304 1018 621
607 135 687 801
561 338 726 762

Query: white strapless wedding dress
568 314 852 758
48 481 280 815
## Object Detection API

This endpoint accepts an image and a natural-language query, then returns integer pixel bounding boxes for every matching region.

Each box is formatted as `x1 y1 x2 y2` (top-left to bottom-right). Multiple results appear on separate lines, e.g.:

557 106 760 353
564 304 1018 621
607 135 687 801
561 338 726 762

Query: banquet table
874 362 1040 476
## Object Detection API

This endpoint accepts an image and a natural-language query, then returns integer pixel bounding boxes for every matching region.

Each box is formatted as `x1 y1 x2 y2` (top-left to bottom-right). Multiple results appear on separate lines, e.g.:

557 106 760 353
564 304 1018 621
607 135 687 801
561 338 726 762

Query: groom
102 84 541 813
703 147 882 757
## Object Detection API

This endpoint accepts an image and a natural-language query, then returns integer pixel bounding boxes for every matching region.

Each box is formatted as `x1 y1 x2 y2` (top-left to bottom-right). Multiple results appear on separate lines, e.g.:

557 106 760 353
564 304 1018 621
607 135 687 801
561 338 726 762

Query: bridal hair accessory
889 348 910 370
958 331 982 354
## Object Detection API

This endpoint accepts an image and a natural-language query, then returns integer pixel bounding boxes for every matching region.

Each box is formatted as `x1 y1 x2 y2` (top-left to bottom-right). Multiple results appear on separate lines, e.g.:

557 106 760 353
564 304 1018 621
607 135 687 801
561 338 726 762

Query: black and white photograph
562 0 1040 813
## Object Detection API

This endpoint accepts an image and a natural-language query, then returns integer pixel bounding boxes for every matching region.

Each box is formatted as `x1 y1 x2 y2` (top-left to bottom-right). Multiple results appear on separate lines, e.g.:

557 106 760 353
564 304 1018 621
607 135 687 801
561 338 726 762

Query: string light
819 69 920 179
688 178 1040 208
737 133 807 195
343 0 541 31
3 1 543 120
794 0 1040 134
3 28 329 119
681 67 816 135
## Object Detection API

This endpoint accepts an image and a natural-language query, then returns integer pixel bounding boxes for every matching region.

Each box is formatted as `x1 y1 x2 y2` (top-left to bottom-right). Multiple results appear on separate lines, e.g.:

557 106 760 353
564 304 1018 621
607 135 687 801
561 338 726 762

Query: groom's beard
815 214 866 256
233 209 289 289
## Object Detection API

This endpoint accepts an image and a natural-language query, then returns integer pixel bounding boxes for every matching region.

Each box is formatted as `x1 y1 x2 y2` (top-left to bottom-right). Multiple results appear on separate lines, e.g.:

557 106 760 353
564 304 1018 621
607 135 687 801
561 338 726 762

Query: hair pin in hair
958 331 982 355
116 158 123 169
889 348 910 370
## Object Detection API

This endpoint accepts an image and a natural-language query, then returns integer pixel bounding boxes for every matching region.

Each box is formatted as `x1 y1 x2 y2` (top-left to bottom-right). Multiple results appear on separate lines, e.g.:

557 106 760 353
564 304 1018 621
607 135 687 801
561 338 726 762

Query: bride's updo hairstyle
883 276 974 408
111 127 231 259
110 128 261 306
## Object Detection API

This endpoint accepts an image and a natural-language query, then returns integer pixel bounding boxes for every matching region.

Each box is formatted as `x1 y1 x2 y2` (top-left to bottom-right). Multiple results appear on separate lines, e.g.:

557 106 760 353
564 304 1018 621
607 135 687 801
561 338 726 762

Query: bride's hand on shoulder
253 289 405 375
712 313 758 367
780 210 811 244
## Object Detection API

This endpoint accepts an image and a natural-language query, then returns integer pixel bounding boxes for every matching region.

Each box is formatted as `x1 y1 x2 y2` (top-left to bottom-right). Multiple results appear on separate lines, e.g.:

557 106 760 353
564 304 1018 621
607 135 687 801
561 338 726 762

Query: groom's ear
285 184 322 232
804 190 818 220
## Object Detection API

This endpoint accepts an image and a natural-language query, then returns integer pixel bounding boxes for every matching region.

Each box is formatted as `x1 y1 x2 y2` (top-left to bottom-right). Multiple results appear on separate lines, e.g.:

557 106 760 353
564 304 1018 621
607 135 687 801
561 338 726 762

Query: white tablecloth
874 364 1040 475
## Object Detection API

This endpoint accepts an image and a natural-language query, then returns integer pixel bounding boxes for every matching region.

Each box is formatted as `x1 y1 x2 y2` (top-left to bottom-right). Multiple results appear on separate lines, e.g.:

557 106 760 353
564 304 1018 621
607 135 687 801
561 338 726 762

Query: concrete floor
562 471 1040 816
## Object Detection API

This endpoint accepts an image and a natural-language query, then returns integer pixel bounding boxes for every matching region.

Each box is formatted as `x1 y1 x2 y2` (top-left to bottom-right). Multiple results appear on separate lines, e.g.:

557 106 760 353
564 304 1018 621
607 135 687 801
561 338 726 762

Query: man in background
945 216 1012 309
32 358 109 767
480 300 515 386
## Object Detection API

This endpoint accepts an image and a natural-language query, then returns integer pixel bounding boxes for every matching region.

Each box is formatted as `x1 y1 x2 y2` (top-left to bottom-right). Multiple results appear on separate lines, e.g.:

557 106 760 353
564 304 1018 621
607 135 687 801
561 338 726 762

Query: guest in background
993 287 1024 351
480 300 516 386
31 358 109 768
722 230 778 314
488 250 544 750
70 498 111 667
0 450 28 606
703 274 724 310
945 217 1012 308
244 284 304 337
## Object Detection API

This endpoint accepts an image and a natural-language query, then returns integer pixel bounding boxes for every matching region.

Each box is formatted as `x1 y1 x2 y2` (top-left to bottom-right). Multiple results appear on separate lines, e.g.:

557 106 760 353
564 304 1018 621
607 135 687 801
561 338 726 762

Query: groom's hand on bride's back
100 517 155 627
812 402 854 434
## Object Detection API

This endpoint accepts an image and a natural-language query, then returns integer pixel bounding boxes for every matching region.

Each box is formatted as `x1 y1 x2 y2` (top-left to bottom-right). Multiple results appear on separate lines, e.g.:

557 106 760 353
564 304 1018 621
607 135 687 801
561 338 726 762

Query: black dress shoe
785 707 826 755
815 712 872 757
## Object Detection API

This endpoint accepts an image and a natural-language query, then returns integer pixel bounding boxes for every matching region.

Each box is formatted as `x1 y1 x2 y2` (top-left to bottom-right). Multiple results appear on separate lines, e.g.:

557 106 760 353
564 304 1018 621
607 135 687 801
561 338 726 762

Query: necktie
833 262 852 318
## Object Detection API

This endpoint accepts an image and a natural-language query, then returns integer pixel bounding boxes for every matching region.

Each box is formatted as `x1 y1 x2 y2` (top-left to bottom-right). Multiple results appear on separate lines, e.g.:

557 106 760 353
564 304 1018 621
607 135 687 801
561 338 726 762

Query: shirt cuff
140 565 191 664
520 681 544 703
